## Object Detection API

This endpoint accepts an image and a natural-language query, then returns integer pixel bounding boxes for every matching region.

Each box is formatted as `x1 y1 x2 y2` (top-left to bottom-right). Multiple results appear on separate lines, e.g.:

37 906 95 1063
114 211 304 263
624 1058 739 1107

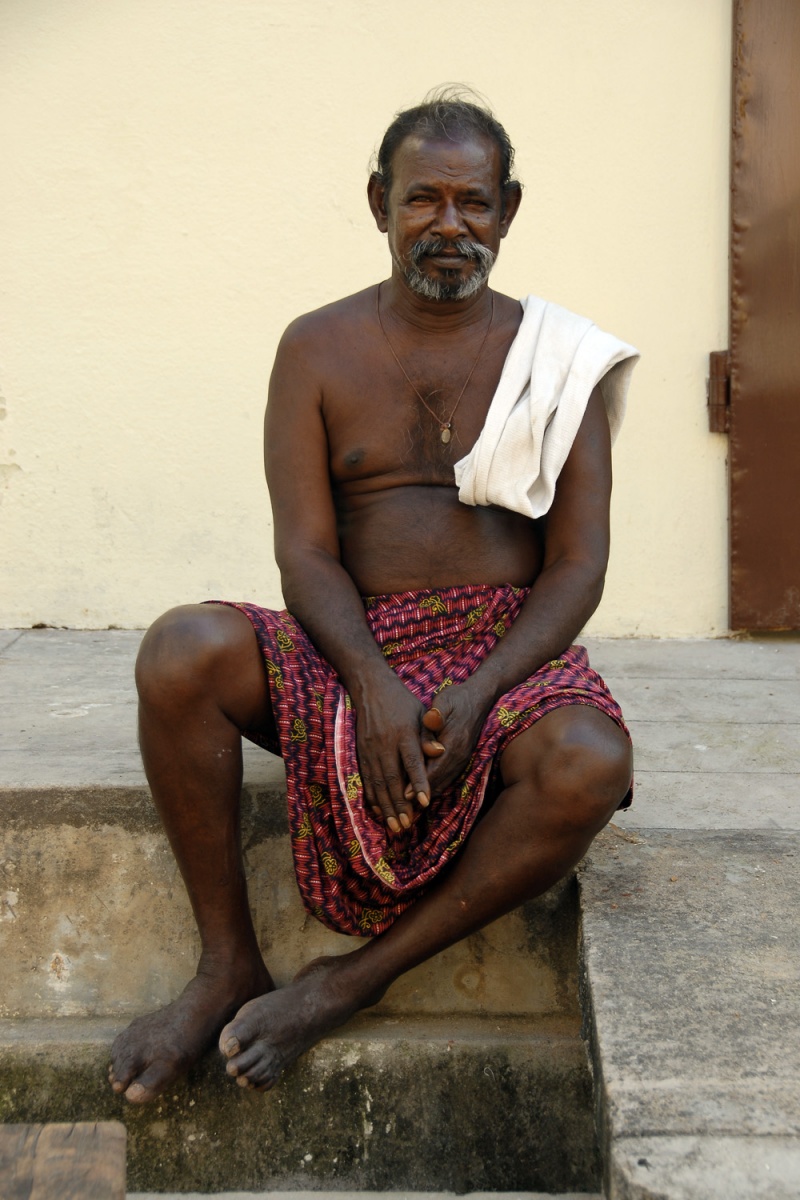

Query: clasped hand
354 678 489 833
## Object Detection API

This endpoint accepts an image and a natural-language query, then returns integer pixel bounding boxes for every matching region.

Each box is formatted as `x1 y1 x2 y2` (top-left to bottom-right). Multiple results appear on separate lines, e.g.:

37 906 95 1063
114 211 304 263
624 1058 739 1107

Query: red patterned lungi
215 585 631 938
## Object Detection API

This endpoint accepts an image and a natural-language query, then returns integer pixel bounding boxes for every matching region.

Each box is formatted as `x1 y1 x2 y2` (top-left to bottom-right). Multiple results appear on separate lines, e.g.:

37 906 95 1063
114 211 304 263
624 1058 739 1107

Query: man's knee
135 604 252 710
502 705 632 828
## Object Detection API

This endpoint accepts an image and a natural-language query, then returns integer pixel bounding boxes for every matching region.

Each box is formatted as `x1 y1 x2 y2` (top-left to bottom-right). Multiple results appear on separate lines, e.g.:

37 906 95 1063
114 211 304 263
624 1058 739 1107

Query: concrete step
0 785 579 1024
129 1192 604 1199
0 1015 599 1194
129 1193 603 1199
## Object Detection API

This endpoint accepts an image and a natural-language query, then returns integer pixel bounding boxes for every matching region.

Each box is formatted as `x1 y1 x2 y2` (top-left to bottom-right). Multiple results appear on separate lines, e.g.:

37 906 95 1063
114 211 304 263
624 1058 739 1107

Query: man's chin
404 264 492 303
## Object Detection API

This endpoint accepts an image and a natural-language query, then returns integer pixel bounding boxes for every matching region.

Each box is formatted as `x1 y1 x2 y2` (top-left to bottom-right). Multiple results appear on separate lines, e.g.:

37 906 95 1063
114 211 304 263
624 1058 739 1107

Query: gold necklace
376 283 495 444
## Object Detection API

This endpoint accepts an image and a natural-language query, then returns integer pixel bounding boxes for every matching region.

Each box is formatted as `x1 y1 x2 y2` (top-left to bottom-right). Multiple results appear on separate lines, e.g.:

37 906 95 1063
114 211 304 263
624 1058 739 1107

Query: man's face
382 133 509 302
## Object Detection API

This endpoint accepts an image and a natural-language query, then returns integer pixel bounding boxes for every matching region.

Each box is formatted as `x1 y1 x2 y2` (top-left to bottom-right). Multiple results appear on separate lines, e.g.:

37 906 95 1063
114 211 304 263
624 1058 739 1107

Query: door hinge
707 350 731 433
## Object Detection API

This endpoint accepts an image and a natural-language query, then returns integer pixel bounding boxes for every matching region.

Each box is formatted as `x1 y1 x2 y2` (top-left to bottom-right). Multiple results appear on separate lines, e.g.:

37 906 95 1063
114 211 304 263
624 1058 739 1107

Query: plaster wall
0 0 731 634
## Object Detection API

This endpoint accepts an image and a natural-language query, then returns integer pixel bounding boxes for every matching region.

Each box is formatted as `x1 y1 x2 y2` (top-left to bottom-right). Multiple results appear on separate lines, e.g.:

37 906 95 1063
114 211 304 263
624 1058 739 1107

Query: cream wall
1 0 731 634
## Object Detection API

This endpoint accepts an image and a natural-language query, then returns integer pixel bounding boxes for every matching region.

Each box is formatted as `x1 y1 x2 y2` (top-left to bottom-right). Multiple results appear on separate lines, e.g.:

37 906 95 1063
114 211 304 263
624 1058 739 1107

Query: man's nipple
344 448 365 468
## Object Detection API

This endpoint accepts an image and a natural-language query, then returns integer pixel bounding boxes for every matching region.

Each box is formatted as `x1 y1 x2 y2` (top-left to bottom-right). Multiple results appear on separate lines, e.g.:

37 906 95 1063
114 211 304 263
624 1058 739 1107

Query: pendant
440 426 452 444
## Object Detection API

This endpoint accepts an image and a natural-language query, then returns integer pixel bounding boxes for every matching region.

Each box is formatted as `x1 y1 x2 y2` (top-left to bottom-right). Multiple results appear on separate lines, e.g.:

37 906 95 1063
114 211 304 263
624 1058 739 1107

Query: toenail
222 1038 239 1056
236 1075 250 1088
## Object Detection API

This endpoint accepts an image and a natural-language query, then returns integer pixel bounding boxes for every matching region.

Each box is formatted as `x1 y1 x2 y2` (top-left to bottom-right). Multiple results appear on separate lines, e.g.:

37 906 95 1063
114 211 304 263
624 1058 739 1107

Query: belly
335 484 544 595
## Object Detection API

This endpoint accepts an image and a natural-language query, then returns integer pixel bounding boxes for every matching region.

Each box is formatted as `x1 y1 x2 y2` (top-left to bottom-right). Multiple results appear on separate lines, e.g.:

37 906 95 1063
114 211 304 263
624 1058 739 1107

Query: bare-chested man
109 95 634 1104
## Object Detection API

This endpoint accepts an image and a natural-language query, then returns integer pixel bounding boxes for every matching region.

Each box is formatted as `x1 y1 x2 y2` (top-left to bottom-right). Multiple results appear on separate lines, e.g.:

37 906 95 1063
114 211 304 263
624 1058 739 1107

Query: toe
108 1048 139 1092
123 1063 171 1105
218 1021 241 1058
225 1044 263 1077
219 999 262 1058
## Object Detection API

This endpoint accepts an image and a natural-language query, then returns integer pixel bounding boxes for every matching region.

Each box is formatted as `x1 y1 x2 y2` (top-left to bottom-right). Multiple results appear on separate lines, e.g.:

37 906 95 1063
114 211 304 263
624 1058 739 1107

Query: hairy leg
220 704 632 1090
109 603 275 1103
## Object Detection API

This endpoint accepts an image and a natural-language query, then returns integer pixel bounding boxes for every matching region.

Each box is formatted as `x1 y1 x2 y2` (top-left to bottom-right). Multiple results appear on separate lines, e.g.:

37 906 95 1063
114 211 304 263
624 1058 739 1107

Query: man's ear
499 181 523 238
367 172 389 233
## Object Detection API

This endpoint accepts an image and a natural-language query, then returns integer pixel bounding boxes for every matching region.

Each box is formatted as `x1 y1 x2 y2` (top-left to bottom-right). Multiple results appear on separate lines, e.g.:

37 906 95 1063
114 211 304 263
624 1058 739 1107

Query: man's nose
431 200 467 239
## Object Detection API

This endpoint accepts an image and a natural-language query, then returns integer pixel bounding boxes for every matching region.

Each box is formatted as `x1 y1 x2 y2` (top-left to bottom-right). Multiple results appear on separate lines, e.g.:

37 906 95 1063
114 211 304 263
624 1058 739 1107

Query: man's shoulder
278 286 376 356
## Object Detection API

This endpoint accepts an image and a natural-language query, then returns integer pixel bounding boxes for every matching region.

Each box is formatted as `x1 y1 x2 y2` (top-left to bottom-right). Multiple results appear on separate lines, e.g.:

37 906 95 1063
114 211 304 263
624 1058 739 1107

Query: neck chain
376 283 495 444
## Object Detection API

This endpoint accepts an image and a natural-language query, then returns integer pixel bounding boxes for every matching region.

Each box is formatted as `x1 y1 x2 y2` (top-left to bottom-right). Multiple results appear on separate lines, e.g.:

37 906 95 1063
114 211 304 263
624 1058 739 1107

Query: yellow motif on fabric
265 659 284 690
275 629 295 652
295 812 312 840
358 907 384 932
373 857 396 885
382 641 401 658
308 783 326 808
461 780 471 800
434 676 454 694
321 851 339 876
290 717 307 743
466 602 488 628
420 594 448 616
549 658 567 669
344 694 352 711
511 585 522 595
363 596 377 608
497 707 520 728
447 835 464 853
311 904 324 921
345 773 362 801
313 691 324 713
493 620 506 637
348 838 361 859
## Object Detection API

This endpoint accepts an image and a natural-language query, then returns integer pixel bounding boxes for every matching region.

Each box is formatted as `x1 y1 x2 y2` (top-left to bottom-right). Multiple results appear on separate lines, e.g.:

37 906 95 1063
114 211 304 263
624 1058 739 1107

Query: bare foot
219 954 382 1091
109 955 273 1103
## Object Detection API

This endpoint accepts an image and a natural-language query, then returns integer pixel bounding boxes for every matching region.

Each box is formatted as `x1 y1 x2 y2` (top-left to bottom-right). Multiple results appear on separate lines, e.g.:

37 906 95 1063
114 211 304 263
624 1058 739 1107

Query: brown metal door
729 0 800 630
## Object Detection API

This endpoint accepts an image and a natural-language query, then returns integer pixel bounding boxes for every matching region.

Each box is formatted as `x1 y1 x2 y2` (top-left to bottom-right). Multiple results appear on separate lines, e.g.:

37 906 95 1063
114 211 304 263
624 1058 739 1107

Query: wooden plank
0 1122 126 1200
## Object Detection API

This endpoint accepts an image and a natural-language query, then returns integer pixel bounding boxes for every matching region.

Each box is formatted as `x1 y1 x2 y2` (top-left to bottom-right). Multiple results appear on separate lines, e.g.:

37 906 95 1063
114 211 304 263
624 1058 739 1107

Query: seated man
109 93 637 1104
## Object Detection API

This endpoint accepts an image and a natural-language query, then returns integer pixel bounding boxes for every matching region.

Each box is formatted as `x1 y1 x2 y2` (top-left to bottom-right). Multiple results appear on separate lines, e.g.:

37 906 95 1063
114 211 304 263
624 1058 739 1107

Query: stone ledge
609 1135 800 1200
0 1016 600 1195
579 829 800 1198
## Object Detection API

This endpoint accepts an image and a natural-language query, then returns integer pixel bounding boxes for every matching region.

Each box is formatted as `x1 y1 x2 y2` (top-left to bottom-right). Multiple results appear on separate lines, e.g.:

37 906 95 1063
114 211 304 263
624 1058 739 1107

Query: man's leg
109 603 275 1104
220 703 632 1089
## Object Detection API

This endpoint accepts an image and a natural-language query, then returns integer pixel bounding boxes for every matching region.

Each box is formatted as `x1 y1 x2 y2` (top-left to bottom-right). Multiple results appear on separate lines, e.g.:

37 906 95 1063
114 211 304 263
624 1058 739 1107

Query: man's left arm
421 385 612 795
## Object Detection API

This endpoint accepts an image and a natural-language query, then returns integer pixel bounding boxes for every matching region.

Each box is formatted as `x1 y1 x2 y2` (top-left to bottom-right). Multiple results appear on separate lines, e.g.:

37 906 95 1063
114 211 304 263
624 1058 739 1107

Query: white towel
454 294 639 519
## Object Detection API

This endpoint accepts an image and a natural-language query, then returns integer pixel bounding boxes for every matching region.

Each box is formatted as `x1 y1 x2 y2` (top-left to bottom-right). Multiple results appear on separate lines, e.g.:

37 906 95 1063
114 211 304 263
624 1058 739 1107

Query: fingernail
388 817 401 833
430 741 445 751
399 812 411 829
417 792 430 807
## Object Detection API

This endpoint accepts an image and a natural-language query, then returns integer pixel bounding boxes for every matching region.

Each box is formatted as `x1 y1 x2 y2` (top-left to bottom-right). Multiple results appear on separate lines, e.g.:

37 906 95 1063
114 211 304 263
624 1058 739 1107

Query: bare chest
324 337 512 488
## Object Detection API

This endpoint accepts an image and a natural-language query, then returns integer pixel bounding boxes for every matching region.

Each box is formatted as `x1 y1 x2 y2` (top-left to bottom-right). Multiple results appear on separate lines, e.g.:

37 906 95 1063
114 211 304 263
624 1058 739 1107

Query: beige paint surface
1 0 731 634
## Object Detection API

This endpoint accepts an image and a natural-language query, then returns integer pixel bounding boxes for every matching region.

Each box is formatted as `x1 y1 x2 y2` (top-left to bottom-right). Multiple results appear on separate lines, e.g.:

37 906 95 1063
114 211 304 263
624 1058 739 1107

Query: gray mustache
410 239 495 267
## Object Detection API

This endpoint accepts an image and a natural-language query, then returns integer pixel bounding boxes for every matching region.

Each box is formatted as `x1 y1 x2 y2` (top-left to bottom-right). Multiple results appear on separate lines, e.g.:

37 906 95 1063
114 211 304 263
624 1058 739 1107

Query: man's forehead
390 132 502 187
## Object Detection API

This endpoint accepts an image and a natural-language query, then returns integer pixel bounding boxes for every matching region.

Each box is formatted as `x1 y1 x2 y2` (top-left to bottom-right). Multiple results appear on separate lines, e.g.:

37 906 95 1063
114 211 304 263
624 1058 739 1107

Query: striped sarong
216 585 631 937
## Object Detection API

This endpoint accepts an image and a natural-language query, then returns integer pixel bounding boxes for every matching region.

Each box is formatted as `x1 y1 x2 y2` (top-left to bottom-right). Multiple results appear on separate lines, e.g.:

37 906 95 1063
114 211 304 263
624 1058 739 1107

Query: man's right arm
264 319 432 832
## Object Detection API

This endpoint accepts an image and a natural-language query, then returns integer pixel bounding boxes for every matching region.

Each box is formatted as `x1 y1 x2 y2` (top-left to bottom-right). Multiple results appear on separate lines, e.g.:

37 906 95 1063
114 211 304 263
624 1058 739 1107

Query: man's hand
354 676 433 833
414 682 493 800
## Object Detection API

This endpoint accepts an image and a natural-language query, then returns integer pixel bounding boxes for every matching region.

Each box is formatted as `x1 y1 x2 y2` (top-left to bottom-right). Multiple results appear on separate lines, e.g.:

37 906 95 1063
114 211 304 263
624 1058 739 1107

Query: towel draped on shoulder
454 294 639 519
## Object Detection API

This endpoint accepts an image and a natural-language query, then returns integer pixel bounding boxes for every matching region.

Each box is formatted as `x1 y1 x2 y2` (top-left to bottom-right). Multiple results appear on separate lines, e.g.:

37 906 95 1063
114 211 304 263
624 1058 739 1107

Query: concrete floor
1 630 799 1198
